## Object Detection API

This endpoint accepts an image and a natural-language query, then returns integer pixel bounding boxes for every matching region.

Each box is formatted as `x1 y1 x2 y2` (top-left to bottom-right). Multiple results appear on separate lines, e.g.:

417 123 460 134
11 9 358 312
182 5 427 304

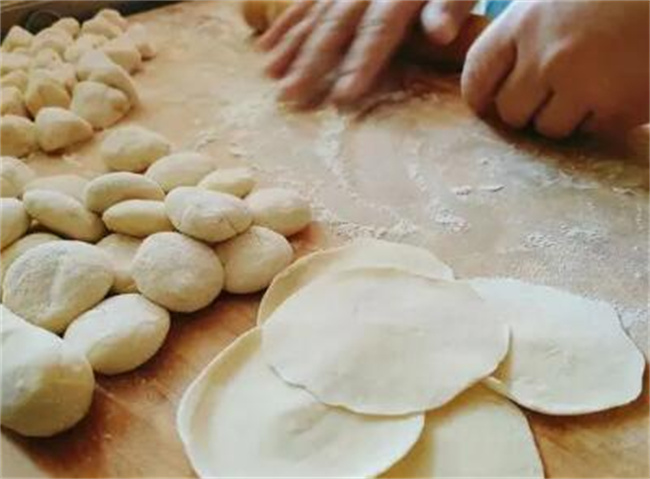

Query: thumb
421 0 477 45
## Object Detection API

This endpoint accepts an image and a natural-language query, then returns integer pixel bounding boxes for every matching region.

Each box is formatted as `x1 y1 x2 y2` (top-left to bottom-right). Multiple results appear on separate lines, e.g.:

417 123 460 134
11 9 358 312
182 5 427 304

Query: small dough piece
246 187 311 236
1 316 95 437
64 34 108 63
31 65 77 94
102 199 173 237
24 174 88 202
178 328 423 478
383 385 544 478
64 294 170 375
125 23 156 59
30 28 72 56
24 75 71 117
132 232 224 312
0 198 30 249
35 107 93 152
84 172 164 213
0 115 37 158
0 52 30 75
102 35 142 74
30 48 63 70
23 189 106 242
145 152 215 192
2 26 34 52
97 9 129 31
81 17 122 39
76 49 116 79
469 278 646 415
0 232 60 294
258 238 454 323
0 156 35 198
70 81 130 130
2 241 114 333
165 187 252 242
96 234 141 293
1 70 29 93
263 268 509 415
216 226 293 294
51 18 81 38
77 51 139 106
198 167 255 198
1 86 27 117
100 125 172 172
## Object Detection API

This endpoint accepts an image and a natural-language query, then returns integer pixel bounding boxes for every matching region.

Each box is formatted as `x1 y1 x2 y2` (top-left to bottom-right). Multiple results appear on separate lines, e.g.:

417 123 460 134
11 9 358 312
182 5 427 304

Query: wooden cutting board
2 2 648 477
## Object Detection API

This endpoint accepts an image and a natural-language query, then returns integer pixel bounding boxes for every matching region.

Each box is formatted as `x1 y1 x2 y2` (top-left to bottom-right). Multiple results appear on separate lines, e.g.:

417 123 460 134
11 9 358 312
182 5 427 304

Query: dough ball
0 115 37 158
30 28 72 56
78 52 139 106
23 174 89 202
97 9 129 31
125 23 156 59
0 156 35 198
245 188 311 236
198 167 255 198
23 189 106 242
102 36 142 74
70 81 130 130
102 199 173 237
0 198 30 249
96 233 141 294
64 294 170 375
1 70 29 93
0 232 60 295
51 18 81 38
30 48 64 70
2 26 34 52
1 316 95 437
132 232 224 312
165 187 252 242
3 240 114 333
35 107 93 152
76 49 116 79
0 52 30 76
1 86 27 117
31 65 77 94
81 17 122 39
24 75 71 117
64 34 108 63
216 226 293 294
145 152 215 192
100 125 172 172
84 172 164 213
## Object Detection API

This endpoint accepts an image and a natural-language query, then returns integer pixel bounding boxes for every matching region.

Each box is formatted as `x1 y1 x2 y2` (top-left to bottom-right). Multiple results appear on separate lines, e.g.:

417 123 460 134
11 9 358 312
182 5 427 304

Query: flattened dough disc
263 268 509 415
469 278 645 415
176 329 424 478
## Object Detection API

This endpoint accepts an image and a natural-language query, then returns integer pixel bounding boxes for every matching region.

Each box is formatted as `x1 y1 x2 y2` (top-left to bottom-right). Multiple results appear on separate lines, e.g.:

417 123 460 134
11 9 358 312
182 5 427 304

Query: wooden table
2 2 648 477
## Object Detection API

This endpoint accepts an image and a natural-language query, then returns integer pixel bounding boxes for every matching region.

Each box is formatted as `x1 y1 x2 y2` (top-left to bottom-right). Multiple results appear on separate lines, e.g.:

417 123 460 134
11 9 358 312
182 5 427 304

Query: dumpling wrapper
176 328 424 478
263 268 509 415
257 238 454 324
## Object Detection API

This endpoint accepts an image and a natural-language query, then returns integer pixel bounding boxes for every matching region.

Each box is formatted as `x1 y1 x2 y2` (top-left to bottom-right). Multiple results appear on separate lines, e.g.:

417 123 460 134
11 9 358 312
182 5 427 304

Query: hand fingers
421 0 477 45
495 61 550 129
534 93 589 139
257 1 316 51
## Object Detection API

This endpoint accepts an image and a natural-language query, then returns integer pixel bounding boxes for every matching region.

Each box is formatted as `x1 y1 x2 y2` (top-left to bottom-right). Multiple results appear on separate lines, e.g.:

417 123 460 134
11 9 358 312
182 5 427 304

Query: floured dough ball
51 18 81 38
64 34 107 63
145 152 215 192
30 48 64 70
1 86 27 117
2 26 34 52
70 81 130 130
24 75 71 117
165 187 252 242
0 52 30 76
81 16 122 39
1 70 29 93
97 9 129 31
30 28 72 56
102 36 142 74
24 174 88 202
0 115 37 158
1 315 95 437
23 189 106 242
3 241 114 333
31 65 77 95
96 234 141 293
77 51 140 106
35 107 93 152
132 232 224 312
216 226 293 294
102 200 173 237
199 167 255 198
84 172 164 213
246 187 311 236
76 49 115 79
0 156 35 198
0 198 30 249
0 233 60 295
125 23 156 59
101 125 172 172
64 294 170 375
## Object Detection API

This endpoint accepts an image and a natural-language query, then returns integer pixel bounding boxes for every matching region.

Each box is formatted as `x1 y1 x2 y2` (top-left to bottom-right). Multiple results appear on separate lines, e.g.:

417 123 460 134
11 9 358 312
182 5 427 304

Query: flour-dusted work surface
1 1 648 478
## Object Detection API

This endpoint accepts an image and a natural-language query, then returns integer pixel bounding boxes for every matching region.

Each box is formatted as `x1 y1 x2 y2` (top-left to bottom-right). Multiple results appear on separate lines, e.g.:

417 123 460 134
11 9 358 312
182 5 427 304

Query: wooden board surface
2 2 648 477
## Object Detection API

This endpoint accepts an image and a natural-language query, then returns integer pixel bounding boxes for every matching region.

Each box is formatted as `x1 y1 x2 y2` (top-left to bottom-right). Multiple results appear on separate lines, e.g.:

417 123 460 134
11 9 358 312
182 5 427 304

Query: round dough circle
144 152 215 192
100 125 171 173
0 198 30 249
132 232 224 313
245 187 311 236
84 172 164 213
198 167 255 198
177 328 424 478
263 268 509 415
102 199 173 238
96 233 141 294
0 156 35 198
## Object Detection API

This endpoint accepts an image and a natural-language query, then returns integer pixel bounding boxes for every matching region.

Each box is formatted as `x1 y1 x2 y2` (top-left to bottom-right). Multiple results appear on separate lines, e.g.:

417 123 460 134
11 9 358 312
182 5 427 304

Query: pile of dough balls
0 125 312 437
0 9 156 157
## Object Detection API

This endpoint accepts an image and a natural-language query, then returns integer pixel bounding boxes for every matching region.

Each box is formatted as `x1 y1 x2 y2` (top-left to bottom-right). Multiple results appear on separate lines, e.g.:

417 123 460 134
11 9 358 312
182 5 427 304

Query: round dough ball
100 125 172 172
1 86 27 117
125 23 156 59
0 232 60 295
2 241 114 333
23 189 106 242
82 58 140 107
165 187 252 242
97 9 129 31
84 172 164 213
145 152 215 192
245 188 311 236
0 198 30 249
1 317 95 437
76 50 117 79
81 17 122 39
198 167 255 198
101 36 142 74
64 34 108 63
216 226 293 294
102 199 173 238
35 107 93 152
64 294 170 375
2 26 34 52
96 233 141 294
31 65 77 94
30 48 64 70
0 115 37 158
0 156 35 198
51 18 81 38
30 28 72 56
70 81 130 130
24 76 71 118
23 174 89 202
132 232 224 312
1 70 30 93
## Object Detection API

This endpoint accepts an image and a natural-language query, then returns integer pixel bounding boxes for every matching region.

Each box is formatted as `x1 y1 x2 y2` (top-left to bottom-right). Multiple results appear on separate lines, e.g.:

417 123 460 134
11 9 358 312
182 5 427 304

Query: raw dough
24 75 71 117
23 190 106 242
100 125 172 172
76 50 117 79
30 48 64 70
51 18 81 38
263 268 509 415
383 385 544 478
469 278 646 414
1 86 27 117
0 198 30 249
102 199 173 237
23 174 89 202
81 17 122 39
198 167 255 198
145 152 215 192
245 187 311 236
31 65 77 94
165 187 252 242
84 172 164 213
30 29 72 56
97 9 129 31
64 34 108 63
0 52 30 76
177 328 424 478
102 36 142 74
2 26 34 51
64 294 170 375
85 59 140 107
0 156 35 198
96 234 141 294
0 115 37 158
216 226 293 294
1 70 29 93
70 81 130 130
258 238 454 323
34 107 93 152
2 241 114 333
132 232 224 313
0 232 60 295
125 23 156 59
